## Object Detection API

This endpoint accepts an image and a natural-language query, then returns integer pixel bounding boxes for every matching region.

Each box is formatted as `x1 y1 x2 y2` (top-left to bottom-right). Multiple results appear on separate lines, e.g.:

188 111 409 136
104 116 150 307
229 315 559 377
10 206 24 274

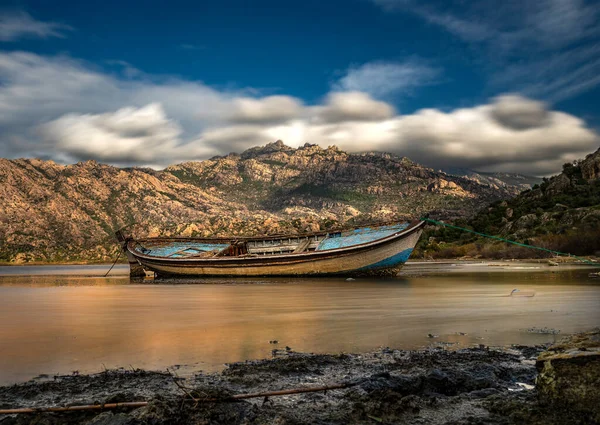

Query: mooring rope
420 217 599 266
104 249 123 277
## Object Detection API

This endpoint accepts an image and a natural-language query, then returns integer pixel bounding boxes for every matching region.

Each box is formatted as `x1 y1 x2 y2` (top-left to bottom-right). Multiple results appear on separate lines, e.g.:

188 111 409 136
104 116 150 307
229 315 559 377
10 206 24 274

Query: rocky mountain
418 147 600 259
1 141 529 263
165 141 523 219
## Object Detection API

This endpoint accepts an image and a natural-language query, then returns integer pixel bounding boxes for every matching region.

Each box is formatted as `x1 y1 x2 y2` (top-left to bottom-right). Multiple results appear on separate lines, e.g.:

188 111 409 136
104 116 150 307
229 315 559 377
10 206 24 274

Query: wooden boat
116 220 425 278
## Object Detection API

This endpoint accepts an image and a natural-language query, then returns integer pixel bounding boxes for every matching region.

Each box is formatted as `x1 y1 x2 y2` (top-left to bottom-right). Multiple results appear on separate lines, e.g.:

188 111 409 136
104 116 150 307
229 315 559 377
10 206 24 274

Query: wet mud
0 345 592 424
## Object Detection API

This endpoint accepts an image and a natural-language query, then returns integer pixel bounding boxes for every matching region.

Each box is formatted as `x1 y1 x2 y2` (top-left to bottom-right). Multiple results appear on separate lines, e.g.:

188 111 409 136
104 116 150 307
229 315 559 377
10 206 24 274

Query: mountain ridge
441 167 541 192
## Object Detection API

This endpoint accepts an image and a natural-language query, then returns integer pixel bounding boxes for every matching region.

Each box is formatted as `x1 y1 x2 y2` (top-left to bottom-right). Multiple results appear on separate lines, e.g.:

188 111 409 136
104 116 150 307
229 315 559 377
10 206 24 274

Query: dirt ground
0 345 593 425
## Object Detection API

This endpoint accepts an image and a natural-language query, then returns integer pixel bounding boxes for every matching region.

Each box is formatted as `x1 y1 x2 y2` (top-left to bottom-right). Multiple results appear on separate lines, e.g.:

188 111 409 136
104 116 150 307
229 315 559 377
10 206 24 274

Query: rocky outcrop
407 145 600 259
581 147 600 181
462 146 600 241
442 167 541 192
240 139 295 159
544 172 572 196
167 142 518 212
536 330 600 422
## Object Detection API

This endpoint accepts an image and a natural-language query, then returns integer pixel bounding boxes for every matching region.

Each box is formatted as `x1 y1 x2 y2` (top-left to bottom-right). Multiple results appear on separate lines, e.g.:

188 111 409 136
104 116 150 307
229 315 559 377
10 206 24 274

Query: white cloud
0 51 598 175
488 95 549 130
386 97 598 174
313 92 395 123
334 60 439 98
39 104 197 163
0 52 119 127
229 95 304 124
194 125 275 153
191 94 598 175
0 10 71 41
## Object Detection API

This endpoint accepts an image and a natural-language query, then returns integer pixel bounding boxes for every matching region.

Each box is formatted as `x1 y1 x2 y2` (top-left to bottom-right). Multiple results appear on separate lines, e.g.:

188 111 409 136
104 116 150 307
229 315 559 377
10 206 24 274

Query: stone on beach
536 329 600 422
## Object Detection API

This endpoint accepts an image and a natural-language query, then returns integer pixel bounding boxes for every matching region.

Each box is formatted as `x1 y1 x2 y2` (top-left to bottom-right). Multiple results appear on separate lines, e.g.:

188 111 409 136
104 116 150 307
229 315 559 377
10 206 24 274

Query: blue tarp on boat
316 223 409 251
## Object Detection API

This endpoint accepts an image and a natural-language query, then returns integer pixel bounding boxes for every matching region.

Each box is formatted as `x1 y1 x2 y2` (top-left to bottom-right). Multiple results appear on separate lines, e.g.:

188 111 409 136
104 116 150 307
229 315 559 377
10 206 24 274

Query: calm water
0 262 598 385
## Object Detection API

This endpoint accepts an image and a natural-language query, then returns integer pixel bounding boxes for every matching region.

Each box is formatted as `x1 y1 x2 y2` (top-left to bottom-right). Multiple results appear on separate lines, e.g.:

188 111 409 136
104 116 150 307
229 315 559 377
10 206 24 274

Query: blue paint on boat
316 223 409 251
136 242 229 257
358 248 414 271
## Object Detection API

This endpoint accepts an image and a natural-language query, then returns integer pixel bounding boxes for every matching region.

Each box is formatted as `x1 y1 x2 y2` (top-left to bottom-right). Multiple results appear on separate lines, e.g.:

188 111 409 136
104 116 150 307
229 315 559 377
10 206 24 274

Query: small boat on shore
116 221 425 278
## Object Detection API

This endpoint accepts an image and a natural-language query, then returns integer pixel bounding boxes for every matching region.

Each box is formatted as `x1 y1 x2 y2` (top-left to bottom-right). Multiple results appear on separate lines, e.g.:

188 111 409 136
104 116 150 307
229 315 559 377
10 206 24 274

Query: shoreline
0 258 597 278
1 257 598 266
0 341 593 425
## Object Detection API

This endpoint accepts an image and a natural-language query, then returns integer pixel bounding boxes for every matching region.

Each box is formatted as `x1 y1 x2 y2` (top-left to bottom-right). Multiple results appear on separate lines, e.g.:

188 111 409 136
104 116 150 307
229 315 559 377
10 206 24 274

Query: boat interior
132 223 410 259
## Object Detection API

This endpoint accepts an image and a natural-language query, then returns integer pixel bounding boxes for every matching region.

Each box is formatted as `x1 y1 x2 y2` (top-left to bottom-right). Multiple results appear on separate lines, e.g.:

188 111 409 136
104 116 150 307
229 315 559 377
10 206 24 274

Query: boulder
545 173 572 195
513 213 537 229
581 148 600 181
536 329 600 422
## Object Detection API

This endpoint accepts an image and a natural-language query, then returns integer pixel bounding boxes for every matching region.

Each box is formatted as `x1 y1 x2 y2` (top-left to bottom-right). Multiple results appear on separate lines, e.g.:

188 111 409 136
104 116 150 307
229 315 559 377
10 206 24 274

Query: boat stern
352 222 424 276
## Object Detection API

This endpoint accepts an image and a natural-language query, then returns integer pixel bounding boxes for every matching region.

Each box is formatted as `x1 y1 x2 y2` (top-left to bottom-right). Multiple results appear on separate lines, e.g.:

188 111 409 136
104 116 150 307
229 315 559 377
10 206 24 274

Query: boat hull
124 222 424 278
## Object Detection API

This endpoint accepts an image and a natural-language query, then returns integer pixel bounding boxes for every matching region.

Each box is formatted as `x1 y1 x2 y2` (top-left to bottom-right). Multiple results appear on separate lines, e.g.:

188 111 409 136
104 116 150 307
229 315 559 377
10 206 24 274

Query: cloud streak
0 51 597 175
0 10 71 41
334 60 440 99
371 0 600 103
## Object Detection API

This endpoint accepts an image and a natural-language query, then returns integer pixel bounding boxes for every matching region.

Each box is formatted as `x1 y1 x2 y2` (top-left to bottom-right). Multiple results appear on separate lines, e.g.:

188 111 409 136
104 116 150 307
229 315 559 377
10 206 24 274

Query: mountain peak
241 140 295 159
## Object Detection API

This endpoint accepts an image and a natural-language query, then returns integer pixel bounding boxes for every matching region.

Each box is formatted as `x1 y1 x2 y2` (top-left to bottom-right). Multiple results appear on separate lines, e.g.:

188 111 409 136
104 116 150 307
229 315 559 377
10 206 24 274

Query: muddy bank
2 343 593 425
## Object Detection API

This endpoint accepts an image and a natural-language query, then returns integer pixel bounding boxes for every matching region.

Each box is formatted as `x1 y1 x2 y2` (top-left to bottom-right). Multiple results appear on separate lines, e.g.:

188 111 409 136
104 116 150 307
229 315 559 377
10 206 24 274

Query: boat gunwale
132 219 416 244
126 220 425 264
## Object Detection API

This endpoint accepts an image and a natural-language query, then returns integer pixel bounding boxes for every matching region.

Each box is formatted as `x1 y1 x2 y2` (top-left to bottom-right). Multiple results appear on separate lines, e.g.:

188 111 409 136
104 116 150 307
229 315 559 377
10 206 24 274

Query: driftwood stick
0 402 149 414
168 368 200 410
0 382 357 415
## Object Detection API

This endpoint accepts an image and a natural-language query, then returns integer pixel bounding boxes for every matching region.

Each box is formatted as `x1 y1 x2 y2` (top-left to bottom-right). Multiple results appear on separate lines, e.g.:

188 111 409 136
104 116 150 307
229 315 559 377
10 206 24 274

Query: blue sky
0 0 599 175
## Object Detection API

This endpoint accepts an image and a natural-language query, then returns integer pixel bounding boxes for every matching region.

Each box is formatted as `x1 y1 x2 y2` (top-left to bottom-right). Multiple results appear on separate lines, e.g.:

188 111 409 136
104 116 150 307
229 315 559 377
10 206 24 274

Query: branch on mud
0 382 360 415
